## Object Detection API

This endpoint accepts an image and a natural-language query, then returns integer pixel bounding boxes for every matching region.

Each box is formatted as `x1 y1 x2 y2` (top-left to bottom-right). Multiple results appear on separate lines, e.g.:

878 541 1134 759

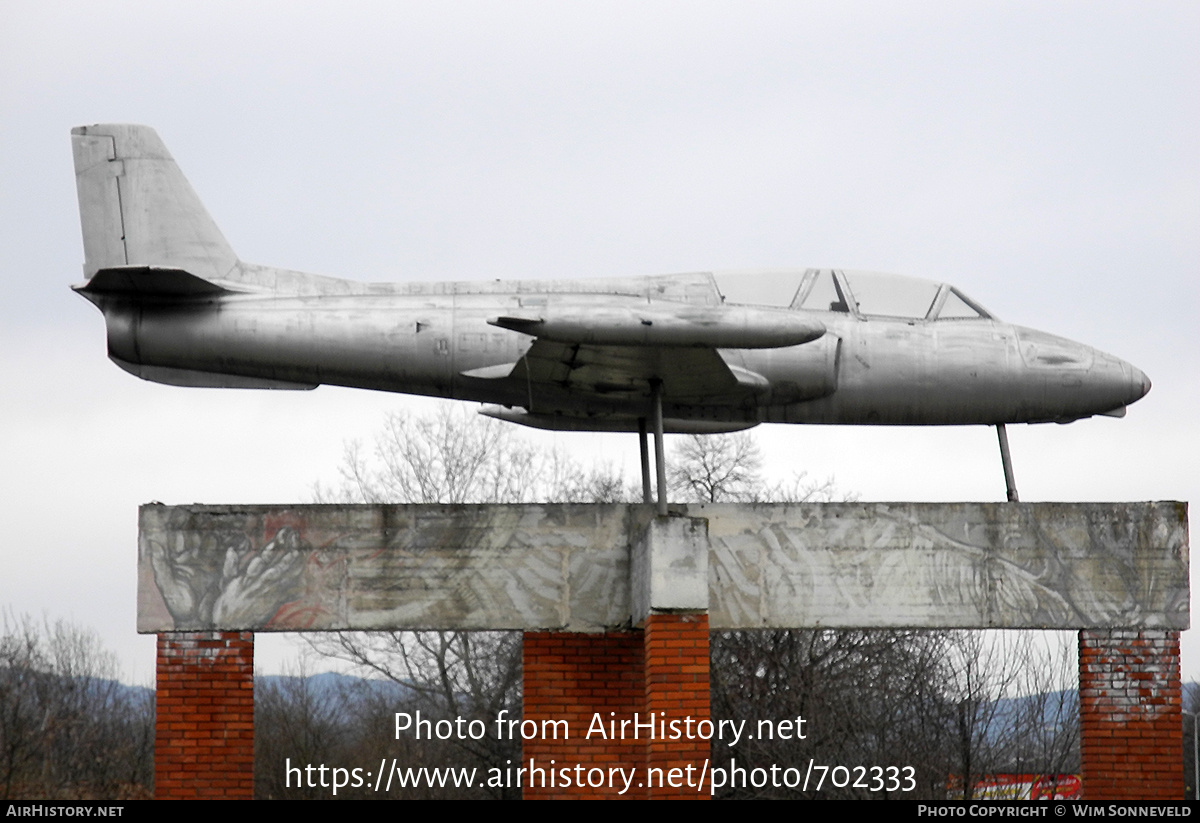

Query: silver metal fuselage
86 269 1148 430
68 124 1148 433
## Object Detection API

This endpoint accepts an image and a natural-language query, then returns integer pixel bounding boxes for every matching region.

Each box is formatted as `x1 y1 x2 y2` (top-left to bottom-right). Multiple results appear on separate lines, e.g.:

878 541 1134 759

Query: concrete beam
698 501 1188 630
138 501 1188 632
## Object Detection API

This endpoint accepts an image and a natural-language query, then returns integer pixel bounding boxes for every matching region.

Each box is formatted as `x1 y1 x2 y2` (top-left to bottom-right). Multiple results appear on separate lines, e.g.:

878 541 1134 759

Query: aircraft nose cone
1108 357 1151 411
1078 350 1150 418
1131 366 1151 402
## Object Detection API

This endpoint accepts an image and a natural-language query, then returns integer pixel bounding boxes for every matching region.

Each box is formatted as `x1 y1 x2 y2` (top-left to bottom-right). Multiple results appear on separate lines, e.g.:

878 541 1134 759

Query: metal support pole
996 424 1019 502
650 380 668 517
638 418 652 504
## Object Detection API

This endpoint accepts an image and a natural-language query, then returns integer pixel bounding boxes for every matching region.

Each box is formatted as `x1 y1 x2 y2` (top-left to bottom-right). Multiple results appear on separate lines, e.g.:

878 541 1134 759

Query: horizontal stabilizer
74 266 232 299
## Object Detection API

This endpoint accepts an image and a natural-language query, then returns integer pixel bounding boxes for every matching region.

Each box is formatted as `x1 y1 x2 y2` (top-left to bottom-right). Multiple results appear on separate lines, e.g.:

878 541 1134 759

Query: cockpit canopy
712 269 993 321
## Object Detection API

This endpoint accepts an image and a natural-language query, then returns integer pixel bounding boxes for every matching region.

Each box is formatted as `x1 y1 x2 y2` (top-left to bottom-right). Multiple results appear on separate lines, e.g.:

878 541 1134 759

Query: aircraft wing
464 303 826 415
514 339 762 405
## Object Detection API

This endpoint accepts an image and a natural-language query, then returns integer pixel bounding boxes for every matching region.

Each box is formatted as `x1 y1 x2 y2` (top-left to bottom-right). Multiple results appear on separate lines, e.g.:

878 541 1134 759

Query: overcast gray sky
1 1 1197 683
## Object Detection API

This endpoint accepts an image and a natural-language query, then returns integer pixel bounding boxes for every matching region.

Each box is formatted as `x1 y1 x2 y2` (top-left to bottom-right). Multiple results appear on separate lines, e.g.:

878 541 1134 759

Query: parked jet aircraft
70 124 1150 505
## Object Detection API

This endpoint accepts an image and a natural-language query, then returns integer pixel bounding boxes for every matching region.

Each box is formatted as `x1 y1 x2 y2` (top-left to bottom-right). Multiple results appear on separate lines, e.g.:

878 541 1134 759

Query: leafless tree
1004 632 1079 782
1184 681 1200 800
942 631 1080 800
255 657 350 800
313 405 627 505
668 432 839 504
310 629 523 798
710 628 956 799
944 631 1019 800
668 432 765 503
305 404 621 797
0 613 153 799
0 616 41 799
255 654 495 799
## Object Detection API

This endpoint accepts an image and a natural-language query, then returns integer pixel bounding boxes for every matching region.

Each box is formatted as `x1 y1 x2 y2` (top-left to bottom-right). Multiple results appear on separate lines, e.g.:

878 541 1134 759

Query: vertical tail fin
71 124 238 282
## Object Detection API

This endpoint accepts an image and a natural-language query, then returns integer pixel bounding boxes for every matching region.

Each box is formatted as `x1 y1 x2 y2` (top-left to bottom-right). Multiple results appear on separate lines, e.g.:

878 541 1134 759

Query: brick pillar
1079 629 1182 800
522 632 646 799
156 631 254 800
644 613 710 799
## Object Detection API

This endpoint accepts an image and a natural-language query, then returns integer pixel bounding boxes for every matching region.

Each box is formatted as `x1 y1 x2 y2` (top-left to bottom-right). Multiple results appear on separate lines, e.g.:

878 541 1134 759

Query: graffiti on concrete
139 504 633 632
141 510 345 630
138 501 1188 633
699 502 1188 629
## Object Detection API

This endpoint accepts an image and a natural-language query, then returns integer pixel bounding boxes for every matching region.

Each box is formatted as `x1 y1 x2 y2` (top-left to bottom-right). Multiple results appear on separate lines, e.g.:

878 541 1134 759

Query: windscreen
841 270 941 319
935 288 989 319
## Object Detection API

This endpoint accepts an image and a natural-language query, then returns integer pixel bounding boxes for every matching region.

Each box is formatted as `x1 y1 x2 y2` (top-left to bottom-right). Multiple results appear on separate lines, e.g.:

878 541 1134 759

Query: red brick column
523 632 646 799
644 613 710 799
156 631 254 799
1079 629 1182 800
